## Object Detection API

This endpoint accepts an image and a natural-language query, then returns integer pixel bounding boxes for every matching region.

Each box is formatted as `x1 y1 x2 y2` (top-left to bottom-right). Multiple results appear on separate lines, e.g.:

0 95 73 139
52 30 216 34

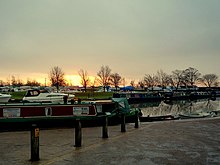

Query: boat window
46 94 64 97
26 90 40 97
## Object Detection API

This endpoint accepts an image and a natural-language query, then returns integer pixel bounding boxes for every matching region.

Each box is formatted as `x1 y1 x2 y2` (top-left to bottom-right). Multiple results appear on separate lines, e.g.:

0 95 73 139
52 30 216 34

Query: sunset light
1 1 220 86
65 75 96 87
65 75 81 86
0 2 220 164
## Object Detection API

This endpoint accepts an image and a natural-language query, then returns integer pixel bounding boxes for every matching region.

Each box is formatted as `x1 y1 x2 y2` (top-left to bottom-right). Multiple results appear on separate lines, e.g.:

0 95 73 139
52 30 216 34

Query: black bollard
121 114 126 132
78 98 81 104
75 119 82 147
63 95 68 104
71 99 75 104
30 124 40 161
134 110 139 128
102 116 108 138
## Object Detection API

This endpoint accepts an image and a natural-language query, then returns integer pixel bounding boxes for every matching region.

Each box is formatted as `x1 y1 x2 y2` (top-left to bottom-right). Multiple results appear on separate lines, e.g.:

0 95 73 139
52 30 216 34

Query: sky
0 0 220 86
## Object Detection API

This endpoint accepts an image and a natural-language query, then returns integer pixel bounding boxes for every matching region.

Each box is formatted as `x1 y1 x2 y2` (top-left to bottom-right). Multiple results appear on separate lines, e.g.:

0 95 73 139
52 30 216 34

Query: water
130 98 220 117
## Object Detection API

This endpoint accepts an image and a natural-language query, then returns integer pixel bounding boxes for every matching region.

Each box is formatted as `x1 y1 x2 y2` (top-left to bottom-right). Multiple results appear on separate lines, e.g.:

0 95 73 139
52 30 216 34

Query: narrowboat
0 98 140 131
113 92 163 104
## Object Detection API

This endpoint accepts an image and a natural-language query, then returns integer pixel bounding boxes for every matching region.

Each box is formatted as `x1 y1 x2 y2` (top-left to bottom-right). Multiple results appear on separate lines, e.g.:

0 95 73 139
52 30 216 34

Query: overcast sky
0 0 220 85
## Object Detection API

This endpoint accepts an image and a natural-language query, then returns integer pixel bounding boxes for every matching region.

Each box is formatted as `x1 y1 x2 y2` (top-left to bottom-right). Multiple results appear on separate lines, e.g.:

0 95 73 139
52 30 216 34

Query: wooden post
134 110 139 128
75 119 82 147
30 124 40 161
121 114 126 132
102 116 108 138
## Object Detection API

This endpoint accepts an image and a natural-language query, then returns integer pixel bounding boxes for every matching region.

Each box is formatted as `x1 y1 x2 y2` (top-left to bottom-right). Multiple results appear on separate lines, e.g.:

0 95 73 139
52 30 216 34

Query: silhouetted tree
11 75 23 87
130 80 135 87
184 67 201 87
25 78 41 86
144 74 158 90
156 70 172 87
11 75 17 86
78 69 90 92
199 74 219 87
97 65 111 92
49 66 66 92
138 80 145 89
109 73 121 91
0 80 4 87
171 70 185 90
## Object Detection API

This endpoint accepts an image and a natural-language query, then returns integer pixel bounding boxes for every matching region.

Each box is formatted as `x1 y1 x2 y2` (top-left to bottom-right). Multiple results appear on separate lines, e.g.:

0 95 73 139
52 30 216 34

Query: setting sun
65 75 81 86
65 75 96 86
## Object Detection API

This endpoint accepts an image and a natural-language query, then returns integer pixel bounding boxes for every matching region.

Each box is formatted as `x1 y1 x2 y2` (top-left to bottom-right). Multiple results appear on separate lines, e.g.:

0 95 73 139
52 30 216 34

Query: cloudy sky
0 0 219 85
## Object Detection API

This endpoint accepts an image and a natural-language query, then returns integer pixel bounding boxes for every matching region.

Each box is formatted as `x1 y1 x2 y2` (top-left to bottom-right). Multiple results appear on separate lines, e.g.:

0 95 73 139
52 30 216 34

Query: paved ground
1 117 220 165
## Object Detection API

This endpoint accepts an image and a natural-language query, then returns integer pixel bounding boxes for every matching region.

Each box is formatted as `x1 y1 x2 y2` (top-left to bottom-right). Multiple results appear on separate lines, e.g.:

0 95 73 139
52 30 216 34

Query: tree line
49 66 219 92
0 66 219 92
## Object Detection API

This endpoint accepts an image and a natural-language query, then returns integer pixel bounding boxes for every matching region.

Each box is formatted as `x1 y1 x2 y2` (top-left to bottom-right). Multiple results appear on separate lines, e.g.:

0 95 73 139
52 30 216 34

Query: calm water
130 98 220 117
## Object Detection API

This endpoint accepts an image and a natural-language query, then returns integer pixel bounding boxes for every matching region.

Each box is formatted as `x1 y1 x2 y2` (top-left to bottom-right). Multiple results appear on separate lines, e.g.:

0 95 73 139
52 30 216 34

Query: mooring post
102 115 108 138
75 119 82 147
30 124 40 161
134 110 139 128
121 114 126 132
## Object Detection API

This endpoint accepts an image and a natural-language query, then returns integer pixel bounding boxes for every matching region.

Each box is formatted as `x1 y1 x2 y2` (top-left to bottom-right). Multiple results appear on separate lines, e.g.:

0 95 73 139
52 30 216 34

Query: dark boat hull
0 102 117 131
0 101 139 131
113 92 163 104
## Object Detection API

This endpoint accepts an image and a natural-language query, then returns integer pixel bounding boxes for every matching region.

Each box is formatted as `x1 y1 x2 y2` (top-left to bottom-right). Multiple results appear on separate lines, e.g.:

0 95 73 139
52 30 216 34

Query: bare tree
199 74 219 88
109 73 121 91
49 66 66 92
25 78 41 86
156 70 172 87
138 80 145 89
11 75 17 86
171 70 185 90
6 76 11 86
184 67 201 87
11 75 23 87
97 65 111 92
144 74 158 90
0 80 4 87
78 69 90 92
130 80 135 87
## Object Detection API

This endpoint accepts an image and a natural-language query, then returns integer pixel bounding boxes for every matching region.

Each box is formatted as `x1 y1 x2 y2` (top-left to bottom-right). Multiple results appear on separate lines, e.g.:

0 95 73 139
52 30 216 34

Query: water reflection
130 98 220 117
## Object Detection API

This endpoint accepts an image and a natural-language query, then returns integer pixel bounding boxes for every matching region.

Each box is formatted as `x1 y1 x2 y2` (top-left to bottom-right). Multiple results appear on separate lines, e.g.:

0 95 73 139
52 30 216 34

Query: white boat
0 93 11 103
22 89 75 104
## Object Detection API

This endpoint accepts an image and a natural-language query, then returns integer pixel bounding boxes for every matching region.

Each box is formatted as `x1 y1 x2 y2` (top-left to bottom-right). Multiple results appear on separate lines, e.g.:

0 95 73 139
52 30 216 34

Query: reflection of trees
138 99 220 117
203 99 219 111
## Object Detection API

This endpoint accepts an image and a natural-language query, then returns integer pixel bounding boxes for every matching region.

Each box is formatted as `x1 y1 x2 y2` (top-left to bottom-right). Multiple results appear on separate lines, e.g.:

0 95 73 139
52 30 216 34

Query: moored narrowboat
113 92 163 104
0 98 140 131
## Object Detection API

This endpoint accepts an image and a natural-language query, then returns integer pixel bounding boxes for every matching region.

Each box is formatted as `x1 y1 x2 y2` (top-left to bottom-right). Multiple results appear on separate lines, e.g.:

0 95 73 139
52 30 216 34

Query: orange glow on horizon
65 75 96 86
65 75 81 86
